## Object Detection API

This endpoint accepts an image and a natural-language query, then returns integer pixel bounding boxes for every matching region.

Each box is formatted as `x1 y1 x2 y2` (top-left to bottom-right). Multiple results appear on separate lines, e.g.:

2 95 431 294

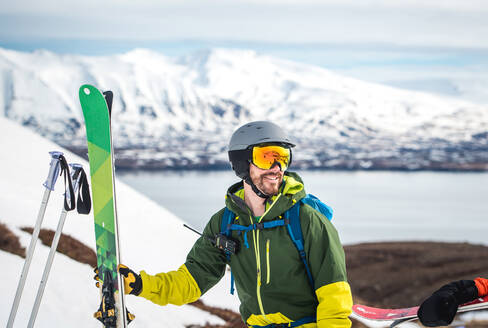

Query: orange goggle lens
252 145 291 171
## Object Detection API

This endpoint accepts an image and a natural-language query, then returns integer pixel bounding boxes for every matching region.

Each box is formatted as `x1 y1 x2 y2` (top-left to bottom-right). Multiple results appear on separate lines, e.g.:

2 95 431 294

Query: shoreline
65 145 488 172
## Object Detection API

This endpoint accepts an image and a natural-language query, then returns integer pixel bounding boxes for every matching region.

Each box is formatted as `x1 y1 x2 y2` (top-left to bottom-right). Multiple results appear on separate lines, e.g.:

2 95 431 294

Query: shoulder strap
284 194 334 290
221 207 236 295
221 208 235 236
285 201 314 288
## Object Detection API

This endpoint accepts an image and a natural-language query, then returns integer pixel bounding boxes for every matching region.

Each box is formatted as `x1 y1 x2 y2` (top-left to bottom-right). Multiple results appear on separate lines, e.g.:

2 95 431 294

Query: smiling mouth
263 175 280 182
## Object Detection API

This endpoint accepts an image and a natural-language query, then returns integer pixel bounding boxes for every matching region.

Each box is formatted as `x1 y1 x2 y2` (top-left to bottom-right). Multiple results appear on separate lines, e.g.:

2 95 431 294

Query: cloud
1 0 488 48
2 0 488 16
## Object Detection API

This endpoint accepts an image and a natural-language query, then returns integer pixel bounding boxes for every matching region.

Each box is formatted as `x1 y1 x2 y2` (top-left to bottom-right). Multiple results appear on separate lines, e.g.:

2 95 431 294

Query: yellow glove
118 264 142 295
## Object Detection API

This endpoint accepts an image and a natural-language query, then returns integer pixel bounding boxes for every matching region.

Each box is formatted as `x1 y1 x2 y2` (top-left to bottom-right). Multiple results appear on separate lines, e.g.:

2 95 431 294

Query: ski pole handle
43 151 64 191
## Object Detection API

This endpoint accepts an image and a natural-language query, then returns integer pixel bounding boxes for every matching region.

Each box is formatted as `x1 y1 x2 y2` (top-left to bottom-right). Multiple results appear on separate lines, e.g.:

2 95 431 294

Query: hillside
1 47 488 170
0 116 238 327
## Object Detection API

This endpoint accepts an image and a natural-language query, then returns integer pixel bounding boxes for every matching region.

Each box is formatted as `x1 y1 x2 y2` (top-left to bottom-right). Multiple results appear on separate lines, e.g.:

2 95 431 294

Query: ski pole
27 164 84 328
7 151 64 328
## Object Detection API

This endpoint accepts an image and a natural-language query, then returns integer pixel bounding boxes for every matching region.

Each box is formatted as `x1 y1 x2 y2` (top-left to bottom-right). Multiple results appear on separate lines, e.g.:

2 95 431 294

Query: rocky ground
3 223 487 328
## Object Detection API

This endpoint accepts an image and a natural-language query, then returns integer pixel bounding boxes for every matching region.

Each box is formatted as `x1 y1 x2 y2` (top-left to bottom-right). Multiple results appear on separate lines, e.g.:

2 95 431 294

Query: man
117 121 353 327
417 277 488 327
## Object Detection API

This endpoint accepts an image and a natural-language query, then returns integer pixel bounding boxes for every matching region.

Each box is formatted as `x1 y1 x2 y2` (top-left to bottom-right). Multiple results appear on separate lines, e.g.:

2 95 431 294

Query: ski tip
79 84 103 100
80 84 93 95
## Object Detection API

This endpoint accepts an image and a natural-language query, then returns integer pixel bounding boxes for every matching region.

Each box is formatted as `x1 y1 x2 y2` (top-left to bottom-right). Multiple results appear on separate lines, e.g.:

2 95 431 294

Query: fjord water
118 170 488 246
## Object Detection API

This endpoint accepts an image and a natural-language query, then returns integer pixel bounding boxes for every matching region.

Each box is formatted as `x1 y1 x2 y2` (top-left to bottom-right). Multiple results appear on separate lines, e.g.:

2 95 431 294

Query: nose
269 162 282 172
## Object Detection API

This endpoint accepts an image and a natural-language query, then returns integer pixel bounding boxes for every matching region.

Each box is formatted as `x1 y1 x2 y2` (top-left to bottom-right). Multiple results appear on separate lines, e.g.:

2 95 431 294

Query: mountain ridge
1 47 487 170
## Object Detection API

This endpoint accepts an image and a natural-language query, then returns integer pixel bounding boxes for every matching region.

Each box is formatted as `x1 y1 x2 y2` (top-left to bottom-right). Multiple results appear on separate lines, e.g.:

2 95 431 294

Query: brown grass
345 241 488 308
20 227 97 267
0 222 26 258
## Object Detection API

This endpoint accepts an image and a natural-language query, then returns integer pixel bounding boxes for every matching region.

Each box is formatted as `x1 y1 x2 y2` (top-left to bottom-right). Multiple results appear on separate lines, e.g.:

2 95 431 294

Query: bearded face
248 163 284 196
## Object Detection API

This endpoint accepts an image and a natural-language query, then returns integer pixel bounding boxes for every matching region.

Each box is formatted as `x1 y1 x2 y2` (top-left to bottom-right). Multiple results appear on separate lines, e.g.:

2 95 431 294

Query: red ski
352 296 488 327
352 304 419 321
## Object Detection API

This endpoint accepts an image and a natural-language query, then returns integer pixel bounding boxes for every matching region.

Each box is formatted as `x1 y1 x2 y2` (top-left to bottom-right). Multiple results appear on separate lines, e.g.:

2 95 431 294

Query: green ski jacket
138 172 352 328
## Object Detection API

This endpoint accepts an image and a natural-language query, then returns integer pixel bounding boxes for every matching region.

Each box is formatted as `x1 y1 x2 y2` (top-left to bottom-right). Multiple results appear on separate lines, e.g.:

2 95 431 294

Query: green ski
79 85 130 327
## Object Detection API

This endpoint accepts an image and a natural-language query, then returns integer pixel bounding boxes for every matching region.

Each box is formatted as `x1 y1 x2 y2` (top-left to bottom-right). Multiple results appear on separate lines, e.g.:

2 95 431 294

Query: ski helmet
228 121 295 197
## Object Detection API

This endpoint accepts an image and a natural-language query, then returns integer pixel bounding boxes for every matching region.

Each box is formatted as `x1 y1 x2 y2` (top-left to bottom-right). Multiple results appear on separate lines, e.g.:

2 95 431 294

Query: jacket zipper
266 239 270 284
253 229 266 317
252 194 281 320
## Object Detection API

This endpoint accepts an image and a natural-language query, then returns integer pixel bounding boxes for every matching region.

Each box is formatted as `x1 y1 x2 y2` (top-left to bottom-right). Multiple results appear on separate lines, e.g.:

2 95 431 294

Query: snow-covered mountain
0 116 239 327
1 47 488 170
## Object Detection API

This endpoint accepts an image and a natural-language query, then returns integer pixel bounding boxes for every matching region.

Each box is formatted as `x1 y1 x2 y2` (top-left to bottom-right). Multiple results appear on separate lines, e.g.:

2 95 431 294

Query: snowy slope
0 116 239 327
1 47 488 170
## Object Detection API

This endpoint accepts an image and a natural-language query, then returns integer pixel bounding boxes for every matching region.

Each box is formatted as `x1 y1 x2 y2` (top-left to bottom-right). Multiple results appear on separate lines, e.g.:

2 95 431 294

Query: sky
1 0 488 46
1 0 488 103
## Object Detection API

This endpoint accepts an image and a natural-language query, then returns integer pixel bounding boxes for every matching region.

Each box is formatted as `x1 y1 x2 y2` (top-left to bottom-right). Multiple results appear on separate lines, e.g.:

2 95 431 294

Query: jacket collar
225 171 306 221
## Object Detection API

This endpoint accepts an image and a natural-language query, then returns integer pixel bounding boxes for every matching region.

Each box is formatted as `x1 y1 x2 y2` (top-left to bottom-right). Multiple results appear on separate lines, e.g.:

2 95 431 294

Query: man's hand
418 280 478 327
118 264 143 295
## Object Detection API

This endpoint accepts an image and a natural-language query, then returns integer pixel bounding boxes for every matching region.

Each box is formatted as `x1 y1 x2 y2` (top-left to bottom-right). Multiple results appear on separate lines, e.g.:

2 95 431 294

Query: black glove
418 280 478 327
118 264 143 296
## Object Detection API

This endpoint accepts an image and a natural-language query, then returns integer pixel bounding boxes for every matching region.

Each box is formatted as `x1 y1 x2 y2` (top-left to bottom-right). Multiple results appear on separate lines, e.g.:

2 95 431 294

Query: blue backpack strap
221 207 235 236
221 208 236 294
285 201 314 289
284 194 334 290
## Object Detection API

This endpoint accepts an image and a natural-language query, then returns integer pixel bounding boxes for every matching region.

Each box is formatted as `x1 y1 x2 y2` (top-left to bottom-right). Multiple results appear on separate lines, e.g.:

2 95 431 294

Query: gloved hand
93 267 137 324
418 280 478 327
118 264 143 295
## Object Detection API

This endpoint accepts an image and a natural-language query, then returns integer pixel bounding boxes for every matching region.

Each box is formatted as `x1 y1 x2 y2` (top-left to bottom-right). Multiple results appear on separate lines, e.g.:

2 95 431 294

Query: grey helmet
228 121 295 151
228 121 295 198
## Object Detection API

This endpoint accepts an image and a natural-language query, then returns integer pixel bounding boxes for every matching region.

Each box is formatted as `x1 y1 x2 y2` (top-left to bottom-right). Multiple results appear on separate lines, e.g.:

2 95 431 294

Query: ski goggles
251 145 291 171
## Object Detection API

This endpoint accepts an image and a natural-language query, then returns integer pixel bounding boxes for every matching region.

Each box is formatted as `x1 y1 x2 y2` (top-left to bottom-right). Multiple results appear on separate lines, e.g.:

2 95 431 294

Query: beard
250 170 283 196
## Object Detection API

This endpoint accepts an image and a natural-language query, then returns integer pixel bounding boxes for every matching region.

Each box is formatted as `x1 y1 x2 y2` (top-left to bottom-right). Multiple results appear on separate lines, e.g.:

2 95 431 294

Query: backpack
220 193 333 294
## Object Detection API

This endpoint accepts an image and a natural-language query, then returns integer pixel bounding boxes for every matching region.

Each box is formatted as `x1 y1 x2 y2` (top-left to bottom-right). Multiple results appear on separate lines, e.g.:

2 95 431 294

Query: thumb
118 264 130 276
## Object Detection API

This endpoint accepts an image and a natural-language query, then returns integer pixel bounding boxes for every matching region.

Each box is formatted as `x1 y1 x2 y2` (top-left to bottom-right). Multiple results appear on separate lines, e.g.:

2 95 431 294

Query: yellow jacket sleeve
138 264 201 306
316 281 353 328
